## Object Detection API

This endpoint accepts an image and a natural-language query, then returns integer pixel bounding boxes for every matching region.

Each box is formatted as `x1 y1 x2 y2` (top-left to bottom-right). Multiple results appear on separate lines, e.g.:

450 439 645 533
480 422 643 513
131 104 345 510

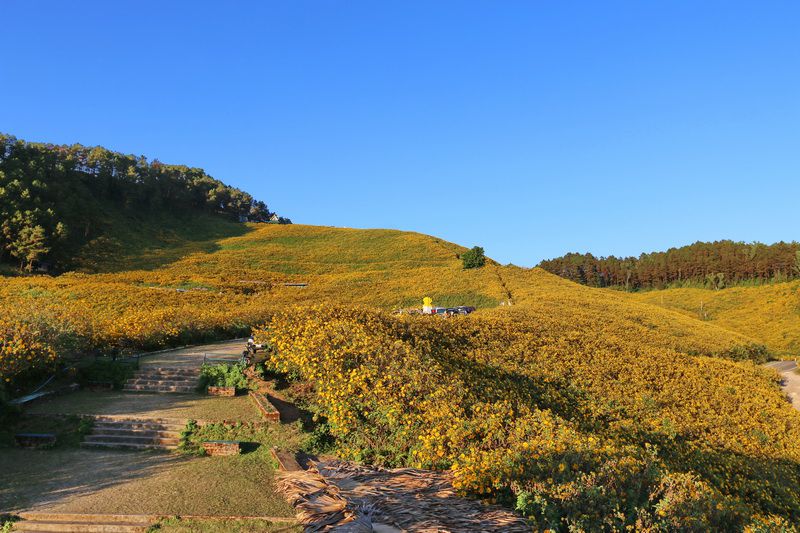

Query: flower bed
248 391 280 421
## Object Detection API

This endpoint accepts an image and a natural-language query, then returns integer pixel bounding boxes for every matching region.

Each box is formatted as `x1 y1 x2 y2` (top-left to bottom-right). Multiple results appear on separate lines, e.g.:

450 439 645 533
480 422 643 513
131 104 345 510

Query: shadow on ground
0 448 186 512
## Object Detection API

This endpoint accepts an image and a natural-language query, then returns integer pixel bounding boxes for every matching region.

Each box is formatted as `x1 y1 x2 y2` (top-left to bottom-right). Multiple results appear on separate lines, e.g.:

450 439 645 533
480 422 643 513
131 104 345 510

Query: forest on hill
539 240 800 290
0 134 289 272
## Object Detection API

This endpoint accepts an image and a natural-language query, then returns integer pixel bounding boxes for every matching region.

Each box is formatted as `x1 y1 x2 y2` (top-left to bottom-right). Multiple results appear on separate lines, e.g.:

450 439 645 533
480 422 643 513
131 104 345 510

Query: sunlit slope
92 223 510 309
631 282 800 357
258 306 800 526
1 224 765 363
492 267 765 360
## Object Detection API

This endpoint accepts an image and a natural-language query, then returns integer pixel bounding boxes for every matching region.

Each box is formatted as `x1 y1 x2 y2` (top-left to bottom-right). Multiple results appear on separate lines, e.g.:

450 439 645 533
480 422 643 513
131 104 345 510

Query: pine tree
8 224 49 271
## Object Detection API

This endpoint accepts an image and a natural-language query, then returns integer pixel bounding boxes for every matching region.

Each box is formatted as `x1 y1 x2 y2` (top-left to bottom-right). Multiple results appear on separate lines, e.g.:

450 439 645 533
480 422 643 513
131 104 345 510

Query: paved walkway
765 360 800 411
26 391 261 422
139 339 246 369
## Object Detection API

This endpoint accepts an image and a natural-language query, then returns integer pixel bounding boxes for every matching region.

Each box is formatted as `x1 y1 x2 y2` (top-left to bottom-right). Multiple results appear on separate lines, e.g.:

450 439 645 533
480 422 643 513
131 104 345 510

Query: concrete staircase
81 417 184 451
122 366 200 393
13 512 155 532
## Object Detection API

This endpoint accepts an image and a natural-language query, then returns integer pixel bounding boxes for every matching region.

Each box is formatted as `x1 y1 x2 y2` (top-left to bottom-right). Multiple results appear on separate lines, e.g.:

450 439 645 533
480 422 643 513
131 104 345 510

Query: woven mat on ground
315 460 531 533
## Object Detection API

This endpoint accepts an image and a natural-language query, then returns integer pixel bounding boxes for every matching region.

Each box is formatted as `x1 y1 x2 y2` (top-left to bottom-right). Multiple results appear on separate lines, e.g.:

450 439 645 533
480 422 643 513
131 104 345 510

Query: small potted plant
199 363 249 396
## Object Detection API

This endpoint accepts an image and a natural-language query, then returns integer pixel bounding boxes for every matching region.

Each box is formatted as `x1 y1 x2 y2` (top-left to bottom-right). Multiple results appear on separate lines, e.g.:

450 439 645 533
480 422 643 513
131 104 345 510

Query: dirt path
765 360 800 411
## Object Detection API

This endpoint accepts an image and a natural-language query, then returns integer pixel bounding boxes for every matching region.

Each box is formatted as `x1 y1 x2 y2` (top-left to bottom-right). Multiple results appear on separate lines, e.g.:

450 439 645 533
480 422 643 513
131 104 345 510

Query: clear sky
2 1 798 266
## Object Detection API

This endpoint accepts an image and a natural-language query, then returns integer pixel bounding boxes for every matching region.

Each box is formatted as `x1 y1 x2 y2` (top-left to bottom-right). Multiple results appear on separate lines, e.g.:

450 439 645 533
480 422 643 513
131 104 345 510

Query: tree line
538 240 800 290
0 134 289 271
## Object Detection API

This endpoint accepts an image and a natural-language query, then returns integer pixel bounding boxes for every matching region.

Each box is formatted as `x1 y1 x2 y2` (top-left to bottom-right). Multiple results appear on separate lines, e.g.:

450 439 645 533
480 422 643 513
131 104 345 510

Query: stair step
122 385 195 393
135 368 200 375
131 370 199 375
84 434 180 445
125 380 197 389
92 425 184 434
88 428 181 438
92 416 186 425
81 441 177 451
13 520 150 532
18 513 156 524
126 378 197 384
93 419 185 427
14 514 154 532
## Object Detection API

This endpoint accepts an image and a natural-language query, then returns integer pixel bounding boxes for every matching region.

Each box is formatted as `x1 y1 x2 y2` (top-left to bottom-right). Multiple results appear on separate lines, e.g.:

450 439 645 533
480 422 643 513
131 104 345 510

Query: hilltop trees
539 240 800 290
0 134 287 271
462 246 486 269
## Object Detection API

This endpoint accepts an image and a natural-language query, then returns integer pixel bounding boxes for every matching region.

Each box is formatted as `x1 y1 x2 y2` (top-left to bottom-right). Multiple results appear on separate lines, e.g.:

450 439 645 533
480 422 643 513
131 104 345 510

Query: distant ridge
539 239 800 290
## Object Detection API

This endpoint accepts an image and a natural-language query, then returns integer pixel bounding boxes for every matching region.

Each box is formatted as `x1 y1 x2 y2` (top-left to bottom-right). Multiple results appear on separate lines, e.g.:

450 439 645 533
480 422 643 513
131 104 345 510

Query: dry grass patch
25 391 263 422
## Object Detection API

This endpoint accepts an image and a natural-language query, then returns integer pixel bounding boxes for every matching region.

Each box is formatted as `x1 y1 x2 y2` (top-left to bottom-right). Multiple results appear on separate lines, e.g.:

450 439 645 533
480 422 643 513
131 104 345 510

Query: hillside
1 223 769 377
0 134 287 273
259 306 800 528
3 223 800 528
633 282 800 357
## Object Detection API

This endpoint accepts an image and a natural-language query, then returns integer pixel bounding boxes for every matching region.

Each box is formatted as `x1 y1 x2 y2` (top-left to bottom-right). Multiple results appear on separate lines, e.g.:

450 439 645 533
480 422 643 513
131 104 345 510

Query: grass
0 443 296 516
74 211 250 273
25 391 264 422
2 362 303 518
178 420 304 458
150 517 300 532
0 414 92 448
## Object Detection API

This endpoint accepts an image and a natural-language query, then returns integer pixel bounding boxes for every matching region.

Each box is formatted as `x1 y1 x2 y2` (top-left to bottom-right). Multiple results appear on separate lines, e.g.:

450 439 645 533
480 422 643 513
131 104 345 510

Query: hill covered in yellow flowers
1 222 768 367
632 281 800 358
3 222 800 527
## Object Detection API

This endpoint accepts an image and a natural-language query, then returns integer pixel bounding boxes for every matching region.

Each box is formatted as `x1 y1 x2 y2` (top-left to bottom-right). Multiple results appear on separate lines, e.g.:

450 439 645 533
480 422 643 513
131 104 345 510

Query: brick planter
202 440 241 456
249 391 281 421
207 386 236 397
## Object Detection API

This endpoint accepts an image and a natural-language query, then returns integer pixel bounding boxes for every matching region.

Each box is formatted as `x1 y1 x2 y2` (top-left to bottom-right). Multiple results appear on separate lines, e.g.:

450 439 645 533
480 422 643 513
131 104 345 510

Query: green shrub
718 343 770 363
198 363 250 391
302 421 336 455
461 246 486 269
78 359 136 389
1 516 20 533
515 448 743 531
178 419 203 455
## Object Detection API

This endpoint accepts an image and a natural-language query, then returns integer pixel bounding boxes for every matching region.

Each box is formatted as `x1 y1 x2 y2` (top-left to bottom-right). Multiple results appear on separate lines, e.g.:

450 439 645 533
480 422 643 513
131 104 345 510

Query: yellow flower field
632 281 800 357
2 223 798 528
255 305 800 529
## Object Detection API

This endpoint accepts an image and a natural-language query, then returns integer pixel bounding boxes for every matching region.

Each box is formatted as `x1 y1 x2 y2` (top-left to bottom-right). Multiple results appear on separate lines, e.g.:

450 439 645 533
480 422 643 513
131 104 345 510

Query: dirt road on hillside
765 360 800 411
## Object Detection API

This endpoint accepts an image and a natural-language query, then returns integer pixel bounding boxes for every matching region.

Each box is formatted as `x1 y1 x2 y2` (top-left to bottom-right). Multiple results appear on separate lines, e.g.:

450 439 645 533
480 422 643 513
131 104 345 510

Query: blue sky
2 1 798 266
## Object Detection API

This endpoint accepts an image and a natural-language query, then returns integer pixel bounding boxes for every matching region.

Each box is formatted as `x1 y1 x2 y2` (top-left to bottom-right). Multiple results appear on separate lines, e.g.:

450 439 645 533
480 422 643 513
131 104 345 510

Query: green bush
78 359 136 389
1 516 20 533
198 363 250 391
461 246 486 269
515 447 743 531
719 342 770 363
